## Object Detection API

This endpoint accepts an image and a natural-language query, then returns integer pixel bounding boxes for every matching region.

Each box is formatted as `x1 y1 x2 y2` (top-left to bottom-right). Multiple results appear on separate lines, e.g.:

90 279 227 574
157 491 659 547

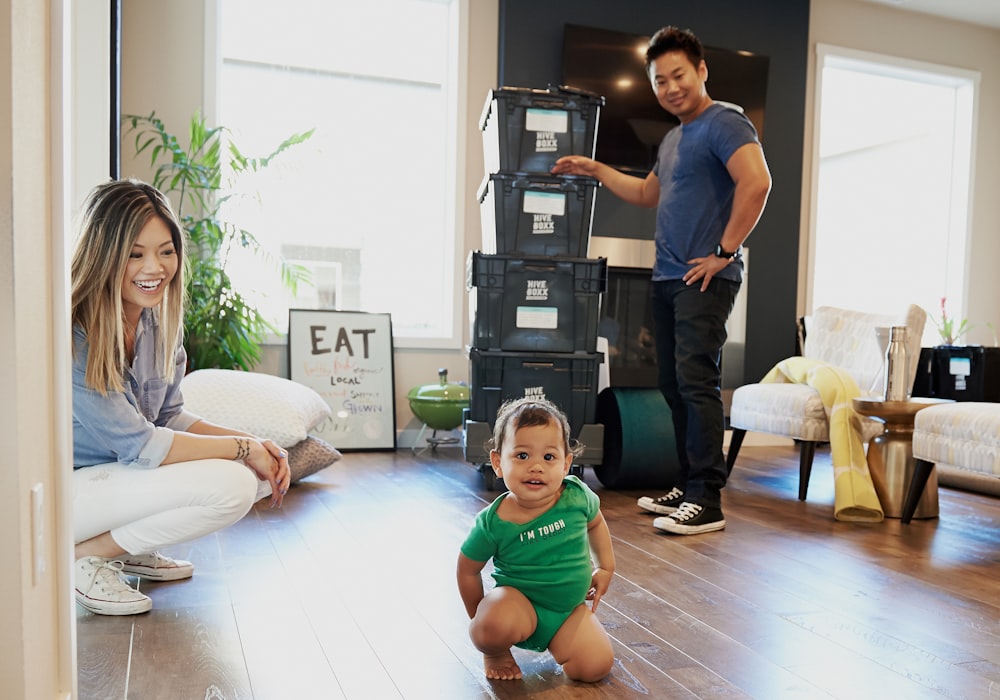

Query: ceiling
861 0 1000 29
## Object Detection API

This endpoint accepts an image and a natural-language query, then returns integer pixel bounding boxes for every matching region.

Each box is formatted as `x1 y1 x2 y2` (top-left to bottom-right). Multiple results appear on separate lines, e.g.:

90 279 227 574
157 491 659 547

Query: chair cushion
913 402 1000 478
730 383 830 440
731 383 884 443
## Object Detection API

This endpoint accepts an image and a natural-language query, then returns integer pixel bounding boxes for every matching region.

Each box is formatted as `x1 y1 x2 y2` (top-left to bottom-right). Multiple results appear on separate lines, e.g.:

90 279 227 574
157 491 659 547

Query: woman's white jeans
73 459 272 555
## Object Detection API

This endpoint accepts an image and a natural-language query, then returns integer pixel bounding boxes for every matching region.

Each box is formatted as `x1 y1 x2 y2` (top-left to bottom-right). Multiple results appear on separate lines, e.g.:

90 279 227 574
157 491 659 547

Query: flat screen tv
562 24 769 176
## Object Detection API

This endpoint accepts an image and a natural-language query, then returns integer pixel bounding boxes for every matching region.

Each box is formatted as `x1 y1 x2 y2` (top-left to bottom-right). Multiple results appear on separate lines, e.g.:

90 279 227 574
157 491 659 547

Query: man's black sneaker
637 487 685 514
653 502 726 535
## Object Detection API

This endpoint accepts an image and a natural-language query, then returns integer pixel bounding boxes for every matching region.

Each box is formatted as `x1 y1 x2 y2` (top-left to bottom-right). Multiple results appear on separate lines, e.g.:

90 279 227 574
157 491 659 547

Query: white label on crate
532 214 555 235
523 190 566 217
949 357 971 377
525 108 568 133
517 306 558 329
525 279 549 301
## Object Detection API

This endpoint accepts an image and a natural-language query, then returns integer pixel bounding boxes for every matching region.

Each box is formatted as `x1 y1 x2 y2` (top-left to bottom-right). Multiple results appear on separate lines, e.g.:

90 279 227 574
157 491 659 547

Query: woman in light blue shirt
71 179 291 616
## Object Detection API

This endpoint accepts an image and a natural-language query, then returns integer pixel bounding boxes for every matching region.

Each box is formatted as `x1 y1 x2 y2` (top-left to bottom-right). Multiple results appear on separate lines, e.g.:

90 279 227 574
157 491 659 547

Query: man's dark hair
645 26 704 73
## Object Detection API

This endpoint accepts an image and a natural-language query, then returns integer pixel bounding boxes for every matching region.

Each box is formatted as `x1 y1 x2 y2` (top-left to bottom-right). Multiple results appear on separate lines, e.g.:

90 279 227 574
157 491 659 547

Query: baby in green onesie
457 397 616 683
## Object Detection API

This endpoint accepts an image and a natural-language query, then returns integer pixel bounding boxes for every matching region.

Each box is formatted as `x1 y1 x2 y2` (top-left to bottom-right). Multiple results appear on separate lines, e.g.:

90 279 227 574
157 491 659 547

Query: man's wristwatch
714 243 739 261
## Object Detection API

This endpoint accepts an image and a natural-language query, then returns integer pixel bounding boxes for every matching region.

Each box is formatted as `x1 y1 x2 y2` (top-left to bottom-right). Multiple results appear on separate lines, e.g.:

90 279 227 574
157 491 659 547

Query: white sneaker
75 556 152 616
653 502 726 535
119 552 194 581
637 487 685 514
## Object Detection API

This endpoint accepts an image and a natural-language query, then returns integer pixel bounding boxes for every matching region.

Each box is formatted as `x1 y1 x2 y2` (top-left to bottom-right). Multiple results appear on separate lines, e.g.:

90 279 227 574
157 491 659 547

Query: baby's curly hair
488 396 583 458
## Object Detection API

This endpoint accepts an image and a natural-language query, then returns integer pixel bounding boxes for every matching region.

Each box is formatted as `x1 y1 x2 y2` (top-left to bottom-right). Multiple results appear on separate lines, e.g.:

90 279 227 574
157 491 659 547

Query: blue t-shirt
652 102 760 284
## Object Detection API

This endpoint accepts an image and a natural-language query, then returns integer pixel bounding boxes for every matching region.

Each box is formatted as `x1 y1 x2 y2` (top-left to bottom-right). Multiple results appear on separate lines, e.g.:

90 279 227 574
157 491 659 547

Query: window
216 0 463 347
809 45 977 343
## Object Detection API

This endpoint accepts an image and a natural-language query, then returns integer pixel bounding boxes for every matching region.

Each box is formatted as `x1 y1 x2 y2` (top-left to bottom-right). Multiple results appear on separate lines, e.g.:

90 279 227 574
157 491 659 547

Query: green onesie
460 475 601 651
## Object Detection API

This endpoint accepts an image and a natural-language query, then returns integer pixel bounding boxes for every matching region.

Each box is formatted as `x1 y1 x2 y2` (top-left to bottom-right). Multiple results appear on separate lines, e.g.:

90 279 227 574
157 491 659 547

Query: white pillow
181 369 331 448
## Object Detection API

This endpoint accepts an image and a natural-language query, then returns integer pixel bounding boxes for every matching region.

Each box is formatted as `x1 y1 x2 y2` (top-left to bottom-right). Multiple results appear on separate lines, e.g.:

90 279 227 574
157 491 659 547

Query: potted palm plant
124 111 314 371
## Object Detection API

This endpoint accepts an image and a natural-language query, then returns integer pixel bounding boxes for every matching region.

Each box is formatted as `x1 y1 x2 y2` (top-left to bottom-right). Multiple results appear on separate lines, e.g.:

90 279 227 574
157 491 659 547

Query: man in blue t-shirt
553 26 771 534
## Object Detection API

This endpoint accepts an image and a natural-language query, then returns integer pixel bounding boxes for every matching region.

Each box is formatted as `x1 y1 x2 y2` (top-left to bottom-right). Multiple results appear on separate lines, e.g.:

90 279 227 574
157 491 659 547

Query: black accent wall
496 0 810 384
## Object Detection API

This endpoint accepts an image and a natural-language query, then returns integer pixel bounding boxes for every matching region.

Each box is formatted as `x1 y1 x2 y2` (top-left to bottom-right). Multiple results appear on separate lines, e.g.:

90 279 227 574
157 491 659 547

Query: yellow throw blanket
761 357 884 522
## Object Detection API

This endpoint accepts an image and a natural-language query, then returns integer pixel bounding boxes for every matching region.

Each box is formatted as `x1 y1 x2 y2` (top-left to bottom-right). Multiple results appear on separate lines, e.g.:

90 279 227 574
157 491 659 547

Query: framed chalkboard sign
288 309 396 451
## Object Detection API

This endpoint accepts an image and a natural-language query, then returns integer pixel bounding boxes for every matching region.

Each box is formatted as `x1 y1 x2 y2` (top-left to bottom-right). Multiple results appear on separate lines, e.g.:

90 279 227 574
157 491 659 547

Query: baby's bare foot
483 651 522 680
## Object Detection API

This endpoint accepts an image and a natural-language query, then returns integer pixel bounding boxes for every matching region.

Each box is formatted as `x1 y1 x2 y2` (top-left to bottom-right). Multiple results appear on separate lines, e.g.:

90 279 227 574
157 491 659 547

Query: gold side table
852 397 953 519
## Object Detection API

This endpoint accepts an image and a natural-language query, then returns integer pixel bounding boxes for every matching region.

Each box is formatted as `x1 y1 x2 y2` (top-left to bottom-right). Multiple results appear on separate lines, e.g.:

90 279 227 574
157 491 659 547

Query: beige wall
119 0 207 184
804 0 1000 345
2 0 77 696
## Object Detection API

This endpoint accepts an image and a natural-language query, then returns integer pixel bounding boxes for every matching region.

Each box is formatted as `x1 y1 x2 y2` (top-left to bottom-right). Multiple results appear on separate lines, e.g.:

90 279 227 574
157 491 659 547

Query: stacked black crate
911 346 1000 402
464 86 607 487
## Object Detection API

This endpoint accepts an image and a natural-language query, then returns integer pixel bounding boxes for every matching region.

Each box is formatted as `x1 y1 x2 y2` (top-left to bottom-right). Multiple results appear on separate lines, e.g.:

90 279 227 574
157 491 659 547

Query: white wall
804 0 1000 345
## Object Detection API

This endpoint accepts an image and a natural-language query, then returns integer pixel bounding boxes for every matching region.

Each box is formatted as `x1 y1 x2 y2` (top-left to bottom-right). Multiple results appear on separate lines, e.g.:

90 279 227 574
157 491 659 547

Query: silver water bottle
883 325 908 401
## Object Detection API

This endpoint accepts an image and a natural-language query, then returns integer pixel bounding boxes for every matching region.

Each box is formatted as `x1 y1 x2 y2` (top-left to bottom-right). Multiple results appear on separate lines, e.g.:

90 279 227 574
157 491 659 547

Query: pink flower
935 298 968 345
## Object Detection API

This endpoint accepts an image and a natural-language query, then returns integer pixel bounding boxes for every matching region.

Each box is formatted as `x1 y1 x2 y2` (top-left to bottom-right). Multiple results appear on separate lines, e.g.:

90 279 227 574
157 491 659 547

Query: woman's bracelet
234 437 251 461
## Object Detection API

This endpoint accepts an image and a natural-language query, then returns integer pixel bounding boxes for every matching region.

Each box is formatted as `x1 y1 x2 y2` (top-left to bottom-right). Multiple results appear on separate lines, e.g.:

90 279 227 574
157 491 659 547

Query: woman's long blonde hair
71 179 186 394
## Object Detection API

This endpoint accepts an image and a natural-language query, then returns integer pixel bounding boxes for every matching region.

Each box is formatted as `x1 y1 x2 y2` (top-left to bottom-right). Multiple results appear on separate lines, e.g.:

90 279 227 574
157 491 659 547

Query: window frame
806 43 980 341
202 0 469 351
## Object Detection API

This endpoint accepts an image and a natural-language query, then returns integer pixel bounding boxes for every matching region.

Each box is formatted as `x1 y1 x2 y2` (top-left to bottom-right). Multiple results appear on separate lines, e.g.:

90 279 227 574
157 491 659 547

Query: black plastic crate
468 252 606 353
911 345 1000 402
468 348 603 435
480 85 603 174
478 172 599 257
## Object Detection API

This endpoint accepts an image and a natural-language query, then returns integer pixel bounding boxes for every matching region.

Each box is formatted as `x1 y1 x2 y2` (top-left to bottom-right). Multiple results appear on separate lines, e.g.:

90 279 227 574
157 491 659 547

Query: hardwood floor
76 442 1000 699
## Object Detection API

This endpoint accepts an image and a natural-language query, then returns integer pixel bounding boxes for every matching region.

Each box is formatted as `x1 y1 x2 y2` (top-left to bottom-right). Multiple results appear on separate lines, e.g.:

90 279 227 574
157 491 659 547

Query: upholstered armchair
726 304 927 500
